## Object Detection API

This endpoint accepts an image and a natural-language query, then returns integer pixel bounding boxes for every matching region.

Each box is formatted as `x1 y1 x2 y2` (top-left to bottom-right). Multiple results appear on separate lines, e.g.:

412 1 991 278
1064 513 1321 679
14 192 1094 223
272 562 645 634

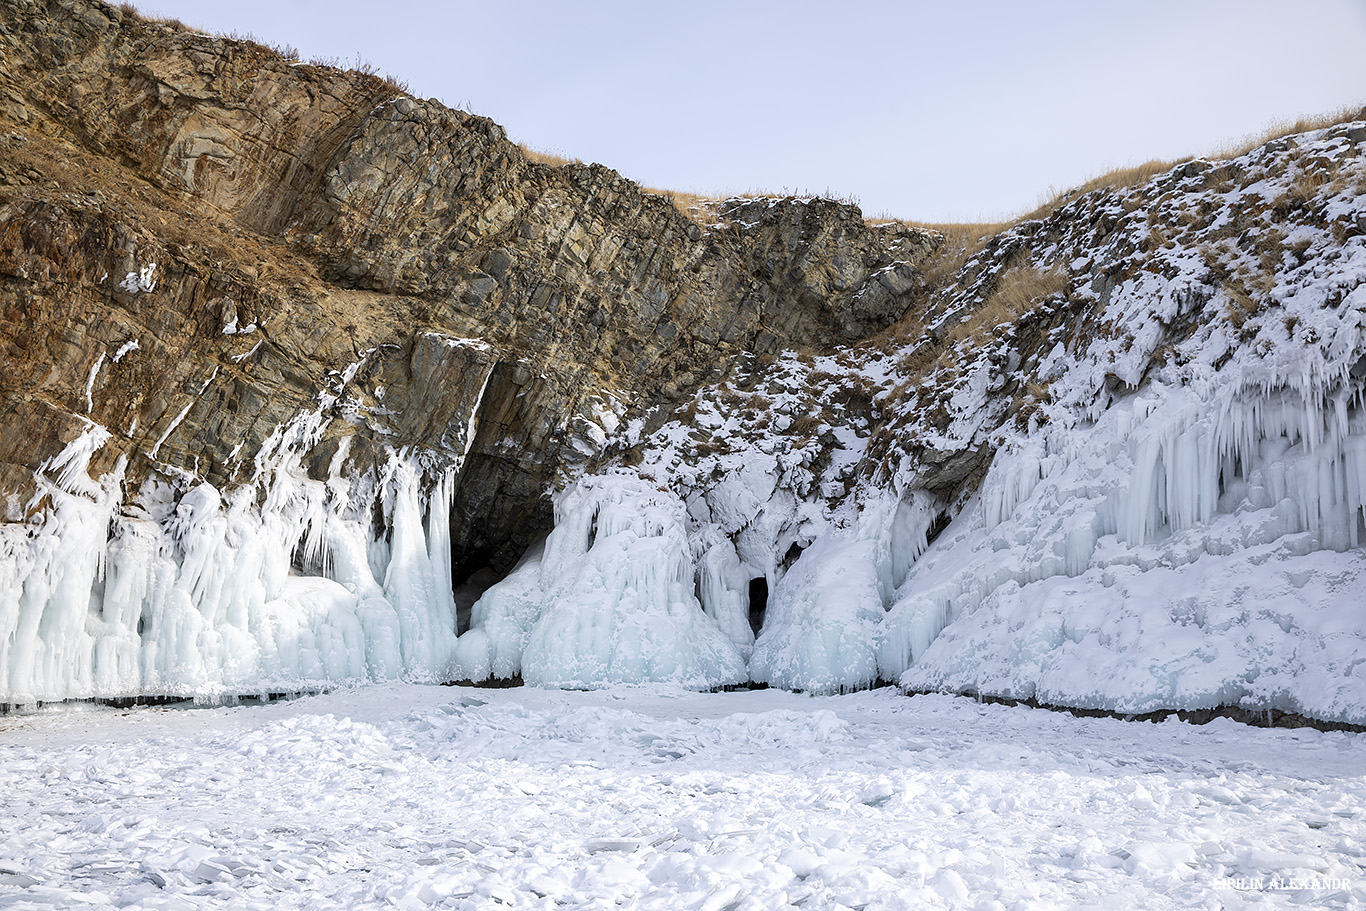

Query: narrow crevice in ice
746 577 768 636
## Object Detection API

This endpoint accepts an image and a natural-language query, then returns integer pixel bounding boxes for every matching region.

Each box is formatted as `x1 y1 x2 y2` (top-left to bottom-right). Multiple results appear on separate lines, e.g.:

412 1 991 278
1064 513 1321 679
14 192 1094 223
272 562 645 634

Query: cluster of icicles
5 373 1364 721
0 411 462 705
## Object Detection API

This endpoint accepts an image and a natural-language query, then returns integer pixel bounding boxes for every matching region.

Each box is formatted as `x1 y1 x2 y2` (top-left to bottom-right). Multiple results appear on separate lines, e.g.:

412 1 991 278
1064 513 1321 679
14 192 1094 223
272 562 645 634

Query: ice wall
486 122 1366 718
0 415 462 705
884 383 1366 722
454 474 747 689
874 124 1366 721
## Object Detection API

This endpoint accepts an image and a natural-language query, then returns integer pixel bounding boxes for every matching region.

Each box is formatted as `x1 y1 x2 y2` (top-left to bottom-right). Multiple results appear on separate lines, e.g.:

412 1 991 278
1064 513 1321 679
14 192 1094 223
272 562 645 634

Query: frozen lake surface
2 684 1363 909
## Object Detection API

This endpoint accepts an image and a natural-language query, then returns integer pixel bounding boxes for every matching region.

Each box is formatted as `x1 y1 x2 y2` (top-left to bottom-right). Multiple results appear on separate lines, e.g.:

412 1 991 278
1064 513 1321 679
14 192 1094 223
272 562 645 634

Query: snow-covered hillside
4 120 1365 724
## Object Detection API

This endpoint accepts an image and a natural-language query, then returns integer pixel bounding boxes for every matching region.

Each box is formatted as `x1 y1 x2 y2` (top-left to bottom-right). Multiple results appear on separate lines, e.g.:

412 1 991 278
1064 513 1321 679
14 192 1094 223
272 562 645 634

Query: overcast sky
143 1 1366 223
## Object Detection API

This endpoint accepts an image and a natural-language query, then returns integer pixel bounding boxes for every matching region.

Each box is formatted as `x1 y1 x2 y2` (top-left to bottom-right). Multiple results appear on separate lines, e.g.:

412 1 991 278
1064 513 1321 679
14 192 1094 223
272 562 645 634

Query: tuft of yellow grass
1213 106 1366 160
900 221 1009 295
941 263 1065 346
519 145 580 168
1038 159 1191 214
117 2 184 28
968 263 1068 334
640 188 725 224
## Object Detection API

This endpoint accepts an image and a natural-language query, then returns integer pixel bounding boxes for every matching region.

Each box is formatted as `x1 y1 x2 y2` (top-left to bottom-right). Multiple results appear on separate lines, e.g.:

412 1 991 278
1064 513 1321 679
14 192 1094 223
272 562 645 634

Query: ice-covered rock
3 18 1365 724
749 533 884 694
889 383 1366 722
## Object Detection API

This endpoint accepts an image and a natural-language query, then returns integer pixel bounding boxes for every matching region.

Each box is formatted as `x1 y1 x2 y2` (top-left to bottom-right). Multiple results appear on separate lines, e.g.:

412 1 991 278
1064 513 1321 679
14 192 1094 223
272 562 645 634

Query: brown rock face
0 0 936 574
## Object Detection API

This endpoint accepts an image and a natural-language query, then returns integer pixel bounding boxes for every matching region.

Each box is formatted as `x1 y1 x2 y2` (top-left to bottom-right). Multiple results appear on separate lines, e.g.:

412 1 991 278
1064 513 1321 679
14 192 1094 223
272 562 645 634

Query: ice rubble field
2 684 1365 911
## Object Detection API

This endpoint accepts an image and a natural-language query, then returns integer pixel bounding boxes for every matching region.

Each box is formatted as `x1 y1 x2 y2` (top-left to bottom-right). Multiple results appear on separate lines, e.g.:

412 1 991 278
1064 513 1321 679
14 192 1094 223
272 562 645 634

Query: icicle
2 424 123 703
696 541 754 656
381 457 458 677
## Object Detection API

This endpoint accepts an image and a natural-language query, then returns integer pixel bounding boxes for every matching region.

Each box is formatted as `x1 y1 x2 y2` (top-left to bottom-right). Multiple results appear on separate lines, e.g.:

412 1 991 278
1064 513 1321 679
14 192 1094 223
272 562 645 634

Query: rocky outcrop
0 0 937 577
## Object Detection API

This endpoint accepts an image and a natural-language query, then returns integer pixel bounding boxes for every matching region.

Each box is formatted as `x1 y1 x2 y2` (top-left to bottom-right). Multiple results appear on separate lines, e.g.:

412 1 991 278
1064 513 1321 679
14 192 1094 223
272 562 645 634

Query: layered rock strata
0 0 935 701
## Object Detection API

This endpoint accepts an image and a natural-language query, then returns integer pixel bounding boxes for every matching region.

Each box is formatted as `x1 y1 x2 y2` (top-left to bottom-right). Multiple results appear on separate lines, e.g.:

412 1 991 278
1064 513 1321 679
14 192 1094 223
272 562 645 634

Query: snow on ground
2 684 1364 909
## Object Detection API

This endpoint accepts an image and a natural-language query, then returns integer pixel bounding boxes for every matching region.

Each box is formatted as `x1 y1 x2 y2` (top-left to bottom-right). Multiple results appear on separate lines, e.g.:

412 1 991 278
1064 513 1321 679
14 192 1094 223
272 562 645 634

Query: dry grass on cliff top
519 145 724 222
523 145 874 228
1214 105 1366 159
874 105 1365 288
520 145 876 226
526 101 1363 237
118 3 410 94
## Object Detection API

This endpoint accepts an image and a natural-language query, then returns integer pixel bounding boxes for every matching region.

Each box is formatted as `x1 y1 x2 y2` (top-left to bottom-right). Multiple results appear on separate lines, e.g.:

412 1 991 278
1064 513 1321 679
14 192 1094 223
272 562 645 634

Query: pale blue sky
144 1 1366 222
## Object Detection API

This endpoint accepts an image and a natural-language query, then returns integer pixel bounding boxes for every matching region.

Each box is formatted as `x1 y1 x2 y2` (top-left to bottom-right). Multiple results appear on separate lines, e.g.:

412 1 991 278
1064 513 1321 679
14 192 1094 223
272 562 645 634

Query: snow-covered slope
882 125 1366 722
456 121 1366 721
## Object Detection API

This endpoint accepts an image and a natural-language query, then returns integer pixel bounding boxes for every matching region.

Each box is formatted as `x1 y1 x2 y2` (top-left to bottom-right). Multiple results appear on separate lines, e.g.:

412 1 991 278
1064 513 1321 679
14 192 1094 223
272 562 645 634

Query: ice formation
504 122 1366 715
883 382 1366 722
454 475 747 689
872 127 1366 721
4 122 1366 719
0 401 464 705
748 534 885 693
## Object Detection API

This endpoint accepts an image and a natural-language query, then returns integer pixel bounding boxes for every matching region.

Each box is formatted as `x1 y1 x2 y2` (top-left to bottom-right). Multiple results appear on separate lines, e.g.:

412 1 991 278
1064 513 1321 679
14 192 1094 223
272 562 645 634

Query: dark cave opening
748 577 768 636
925 511 952 548
453 566 499 636
451 545 499 636
448 522 549 639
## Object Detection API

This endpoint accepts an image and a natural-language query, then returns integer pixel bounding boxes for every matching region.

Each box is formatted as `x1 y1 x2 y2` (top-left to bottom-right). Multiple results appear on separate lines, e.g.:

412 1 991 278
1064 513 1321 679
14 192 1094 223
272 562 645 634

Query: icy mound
748 534 885 694
886 385 1366 722
455 475 747 689
875 124 1366 721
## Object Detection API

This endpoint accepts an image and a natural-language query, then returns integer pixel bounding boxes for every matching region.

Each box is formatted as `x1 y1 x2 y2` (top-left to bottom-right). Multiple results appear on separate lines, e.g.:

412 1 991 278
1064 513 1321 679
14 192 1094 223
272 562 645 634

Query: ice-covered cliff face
463 121 1366 722
0 1 933 704
2 2 1364 721
0 0 937 585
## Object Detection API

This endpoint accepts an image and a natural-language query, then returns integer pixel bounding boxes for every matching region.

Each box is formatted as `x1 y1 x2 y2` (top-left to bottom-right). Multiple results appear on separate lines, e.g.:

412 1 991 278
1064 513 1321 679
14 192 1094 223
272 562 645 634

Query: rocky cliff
0 0 935 569
3 0 1365 722
0 0 940 702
